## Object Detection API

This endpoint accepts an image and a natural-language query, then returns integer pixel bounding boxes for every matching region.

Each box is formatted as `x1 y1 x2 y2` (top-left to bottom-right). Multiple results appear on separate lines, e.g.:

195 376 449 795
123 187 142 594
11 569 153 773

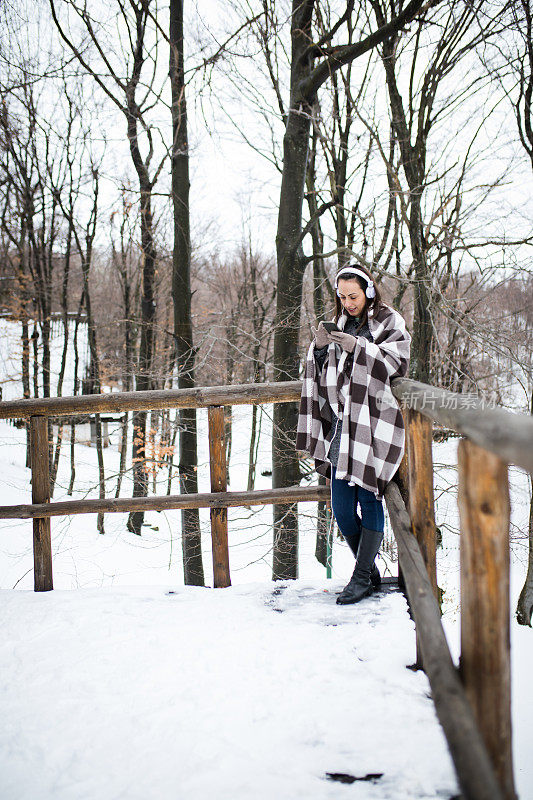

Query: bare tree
50 148 107 531
50 0 168 535
271 0 428 579
499 0 533 624
371 0 504 381
169 0 204 585
109 190 139 498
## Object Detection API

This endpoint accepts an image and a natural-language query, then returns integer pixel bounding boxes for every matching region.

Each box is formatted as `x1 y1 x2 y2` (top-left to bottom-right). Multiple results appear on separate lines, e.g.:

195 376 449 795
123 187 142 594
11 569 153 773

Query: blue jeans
330 466 385 535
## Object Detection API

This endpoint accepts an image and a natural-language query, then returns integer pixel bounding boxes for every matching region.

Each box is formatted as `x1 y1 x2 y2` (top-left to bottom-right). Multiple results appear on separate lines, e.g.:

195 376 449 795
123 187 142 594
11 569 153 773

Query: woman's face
337 278 367 317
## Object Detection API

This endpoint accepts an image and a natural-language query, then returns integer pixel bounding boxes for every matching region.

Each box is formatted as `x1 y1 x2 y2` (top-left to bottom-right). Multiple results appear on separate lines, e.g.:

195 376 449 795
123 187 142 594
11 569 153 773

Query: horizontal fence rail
0 381 302 419
392 378 533 475
2 378 531 472
0 485 330 520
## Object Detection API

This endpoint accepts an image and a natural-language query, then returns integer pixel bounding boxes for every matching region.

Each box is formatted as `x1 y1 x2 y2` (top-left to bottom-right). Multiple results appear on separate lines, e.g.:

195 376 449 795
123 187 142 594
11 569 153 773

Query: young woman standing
296 265 411 604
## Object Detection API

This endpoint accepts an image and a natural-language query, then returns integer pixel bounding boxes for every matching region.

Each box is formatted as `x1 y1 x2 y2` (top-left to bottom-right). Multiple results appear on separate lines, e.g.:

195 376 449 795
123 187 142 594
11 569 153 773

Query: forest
1 0 532 592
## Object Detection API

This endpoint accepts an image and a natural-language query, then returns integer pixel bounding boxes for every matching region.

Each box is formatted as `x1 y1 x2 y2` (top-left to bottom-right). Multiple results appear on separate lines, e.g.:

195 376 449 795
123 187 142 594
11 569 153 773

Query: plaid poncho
296 303 411 498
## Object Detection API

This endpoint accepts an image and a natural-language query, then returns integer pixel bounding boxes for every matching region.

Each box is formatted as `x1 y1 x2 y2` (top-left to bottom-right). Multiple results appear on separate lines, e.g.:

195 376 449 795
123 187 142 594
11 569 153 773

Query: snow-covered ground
0 319 89 403
1 583 459 800
1 319 532 798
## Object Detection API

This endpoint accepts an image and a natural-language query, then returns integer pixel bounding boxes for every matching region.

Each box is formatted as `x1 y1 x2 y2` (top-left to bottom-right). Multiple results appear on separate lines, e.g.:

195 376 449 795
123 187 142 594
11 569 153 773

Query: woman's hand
311 322 331 348
328 330 357 353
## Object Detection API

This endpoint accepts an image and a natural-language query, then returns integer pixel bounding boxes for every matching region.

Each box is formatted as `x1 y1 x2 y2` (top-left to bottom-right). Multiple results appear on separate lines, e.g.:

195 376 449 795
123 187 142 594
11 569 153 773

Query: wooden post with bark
208 406 231 588
385 480 505 800
405 408 438 598
30 415 53 591
404 408 438 667
457 439 517 800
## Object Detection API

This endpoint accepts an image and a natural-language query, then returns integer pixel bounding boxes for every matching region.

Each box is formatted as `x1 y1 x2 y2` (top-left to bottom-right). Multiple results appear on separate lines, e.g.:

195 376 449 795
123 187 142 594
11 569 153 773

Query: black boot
370 562 381 589
337 527 384 605
342 527 381 590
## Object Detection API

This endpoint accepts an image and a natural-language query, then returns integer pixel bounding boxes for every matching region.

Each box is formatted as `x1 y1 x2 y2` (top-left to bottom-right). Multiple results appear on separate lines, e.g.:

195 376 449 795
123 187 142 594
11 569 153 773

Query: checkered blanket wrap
296 304 411 498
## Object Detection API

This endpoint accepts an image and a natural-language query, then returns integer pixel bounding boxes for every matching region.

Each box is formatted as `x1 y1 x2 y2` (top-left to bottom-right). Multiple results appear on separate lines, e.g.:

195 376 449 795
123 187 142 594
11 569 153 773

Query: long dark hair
334 264 384 331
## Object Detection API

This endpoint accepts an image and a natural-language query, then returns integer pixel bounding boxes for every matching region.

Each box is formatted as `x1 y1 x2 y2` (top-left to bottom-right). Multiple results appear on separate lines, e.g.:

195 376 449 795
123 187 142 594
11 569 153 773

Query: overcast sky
3 0 533 273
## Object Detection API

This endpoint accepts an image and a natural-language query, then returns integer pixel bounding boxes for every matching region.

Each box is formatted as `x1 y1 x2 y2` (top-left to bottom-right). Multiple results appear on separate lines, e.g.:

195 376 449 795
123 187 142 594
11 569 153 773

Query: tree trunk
516 392 533 625
407 193 432 383
224 405 232 481
115 411 129 498
128 410 148 535
50 424 63 498
94 412 106 534
127 185 156 535
270 0 429 578
247 403 260 492
50 231 72 494
116 265 133 499
31 323 39 398
516 483 533 626
224 319 236 475
166 415 179 496
67 294 85 497
247 252 268 494
169 0 204 585
315 474 329 567
19 235 31 468
305 127 330 560
379 31 432 383
272 0 316 580
85 263 106 535
22 317 31 468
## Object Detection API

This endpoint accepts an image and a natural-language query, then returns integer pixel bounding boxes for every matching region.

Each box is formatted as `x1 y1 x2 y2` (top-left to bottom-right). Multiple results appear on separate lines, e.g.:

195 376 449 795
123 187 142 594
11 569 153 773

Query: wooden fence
1 377 532 800
384 377 533 800
0 381 328 590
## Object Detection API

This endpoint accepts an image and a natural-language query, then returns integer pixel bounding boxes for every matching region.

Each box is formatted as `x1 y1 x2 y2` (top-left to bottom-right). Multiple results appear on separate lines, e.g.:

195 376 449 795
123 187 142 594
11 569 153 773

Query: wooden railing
0 381 327 590
1 377 532 800
384 378 533 800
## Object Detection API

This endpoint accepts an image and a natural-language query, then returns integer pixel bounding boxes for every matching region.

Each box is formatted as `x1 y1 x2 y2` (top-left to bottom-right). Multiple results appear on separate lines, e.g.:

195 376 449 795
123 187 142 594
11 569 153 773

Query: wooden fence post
30 415 53 591
458 439 516 800
385 481 506 800
208 406 231 588
405 408 439 668
405 408 438 599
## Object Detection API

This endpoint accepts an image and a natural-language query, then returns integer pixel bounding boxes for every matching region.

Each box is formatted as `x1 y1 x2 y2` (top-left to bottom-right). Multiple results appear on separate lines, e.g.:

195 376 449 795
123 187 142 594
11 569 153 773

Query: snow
1 318 532 798
0 583 458 800
0 319 89 402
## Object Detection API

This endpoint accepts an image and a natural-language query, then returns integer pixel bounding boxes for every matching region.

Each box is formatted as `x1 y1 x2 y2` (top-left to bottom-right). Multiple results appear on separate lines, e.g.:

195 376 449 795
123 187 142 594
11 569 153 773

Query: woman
296 264 411 605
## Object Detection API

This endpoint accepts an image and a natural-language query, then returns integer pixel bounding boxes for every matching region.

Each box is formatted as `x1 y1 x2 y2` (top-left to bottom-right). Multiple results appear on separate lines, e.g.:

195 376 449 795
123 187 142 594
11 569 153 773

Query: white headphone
335 266 376 299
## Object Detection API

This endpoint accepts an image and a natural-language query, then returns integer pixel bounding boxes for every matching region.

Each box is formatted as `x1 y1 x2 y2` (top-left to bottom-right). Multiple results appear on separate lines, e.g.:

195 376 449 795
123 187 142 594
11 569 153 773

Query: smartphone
321 321 340 333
